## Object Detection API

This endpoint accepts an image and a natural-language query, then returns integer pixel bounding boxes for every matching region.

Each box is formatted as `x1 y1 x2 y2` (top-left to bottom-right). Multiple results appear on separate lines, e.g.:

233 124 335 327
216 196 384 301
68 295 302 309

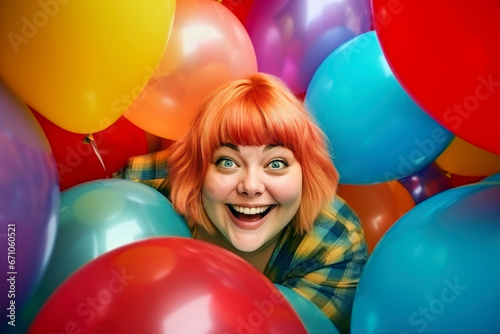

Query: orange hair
167 73 338 234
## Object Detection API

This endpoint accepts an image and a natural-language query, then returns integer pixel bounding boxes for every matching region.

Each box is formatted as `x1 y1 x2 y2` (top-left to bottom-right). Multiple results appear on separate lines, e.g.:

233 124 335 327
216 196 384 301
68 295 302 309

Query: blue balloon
305 31 453 184
18 179 191 333
482 172 500 183
351 182 500 334
275 284 340 334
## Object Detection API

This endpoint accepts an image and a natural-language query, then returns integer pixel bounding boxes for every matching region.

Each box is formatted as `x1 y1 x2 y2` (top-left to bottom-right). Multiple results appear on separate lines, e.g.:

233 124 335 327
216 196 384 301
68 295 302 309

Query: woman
118 73 367 333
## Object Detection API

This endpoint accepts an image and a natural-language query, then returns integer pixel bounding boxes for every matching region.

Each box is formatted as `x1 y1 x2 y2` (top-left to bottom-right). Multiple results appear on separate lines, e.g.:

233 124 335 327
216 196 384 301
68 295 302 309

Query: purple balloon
398 162 451 204
245 0 373 93
0 80 59 320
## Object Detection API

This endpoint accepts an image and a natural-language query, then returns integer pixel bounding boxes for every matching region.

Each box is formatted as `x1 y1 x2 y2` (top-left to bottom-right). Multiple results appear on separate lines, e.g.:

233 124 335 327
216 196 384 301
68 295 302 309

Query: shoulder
267 196 367 333
268 196 367 278
314 196 365 244
299 196 365 258
113 150 171 198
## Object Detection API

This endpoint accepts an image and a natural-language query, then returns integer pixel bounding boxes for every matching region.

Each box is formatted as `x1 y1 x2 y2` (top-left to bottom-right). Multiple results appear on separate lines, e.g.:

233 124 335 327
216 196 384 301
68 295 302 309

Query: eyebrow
221 143 239 151
220 143 280 152
263 144 280 151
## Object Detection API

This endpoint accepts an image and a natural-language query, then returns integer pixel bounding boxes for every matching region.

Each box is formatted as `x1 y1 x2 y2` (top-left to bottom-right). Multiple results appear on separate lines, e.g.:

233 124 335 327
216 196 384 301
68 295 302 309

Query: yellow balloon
435 136 500 176
0 0 175 133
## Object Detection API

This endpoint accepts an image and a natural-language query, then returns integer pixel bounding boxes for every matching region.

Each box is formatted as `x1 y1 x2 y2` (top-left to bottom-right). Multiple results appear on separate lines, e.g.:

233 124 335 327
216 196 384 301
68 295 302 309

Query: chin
229 237 264 253
232 242 261 253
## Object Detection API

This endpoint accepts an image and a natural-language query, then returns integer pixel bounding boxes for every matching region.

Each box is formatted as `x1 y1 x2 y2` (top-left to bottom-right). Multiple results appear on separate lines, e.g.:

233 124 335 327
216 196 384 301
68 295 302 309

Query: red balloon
32 109 148 190
220 0 255 23
447 173 486 188
372 0 500 155
28 237 307 334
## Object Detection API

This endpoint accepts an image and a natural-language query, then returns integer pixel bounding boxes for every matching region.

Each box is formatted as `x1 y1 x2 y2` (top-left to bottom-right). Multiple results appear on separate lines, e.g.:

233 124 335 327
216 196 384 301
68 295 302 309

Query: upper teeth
231 205 270 215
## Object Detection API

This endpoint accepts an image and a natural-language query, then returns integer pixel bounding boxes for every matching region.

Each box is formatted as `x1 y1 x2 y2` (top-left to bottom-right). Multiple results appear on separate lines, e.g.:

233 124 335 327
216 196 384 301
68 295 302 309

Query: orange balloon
435 136 500 177
125 0 257 140
338 181 415 253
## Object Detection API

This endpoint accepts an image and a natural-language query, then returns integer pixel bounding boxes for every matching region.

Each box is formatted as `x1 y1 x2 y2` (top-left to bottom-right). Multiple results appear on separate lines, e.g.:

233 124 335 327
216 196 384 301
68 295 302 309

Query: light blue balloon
351 182 500 334
305 31 453 184
275 284 340 334
18 179 191 333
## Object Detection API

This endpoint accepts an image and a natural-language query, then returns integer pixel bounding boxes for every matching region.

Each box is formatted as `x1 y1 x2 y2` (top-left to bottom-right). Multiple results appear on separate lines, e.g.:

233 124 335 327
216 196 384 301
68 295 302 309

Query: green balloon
19 179 191 332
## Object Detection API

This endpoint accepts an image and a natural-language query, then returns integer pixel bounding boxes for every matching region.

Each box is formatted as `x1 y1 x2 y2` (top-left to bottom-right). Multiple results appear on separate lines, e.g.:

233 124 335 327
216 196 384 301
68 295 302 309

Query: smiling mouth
227 204 274 222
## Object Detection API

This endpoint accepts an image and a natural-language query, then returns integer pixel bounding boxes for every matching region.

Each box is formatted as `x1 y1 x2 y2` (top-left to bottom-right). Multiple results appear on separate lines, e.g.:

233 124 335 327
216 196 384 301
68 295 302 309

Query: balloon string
84 134 109 178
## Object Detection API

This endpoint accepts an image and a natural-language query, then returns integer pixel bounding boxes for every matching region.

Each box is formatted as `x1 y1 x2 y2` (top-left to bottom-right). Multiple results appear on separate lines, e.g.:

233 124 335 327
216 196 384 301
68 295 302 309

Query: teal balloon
305 31 453 184
351 182 500 334
18 179 191 332
482 172 500 183
275 284 340 334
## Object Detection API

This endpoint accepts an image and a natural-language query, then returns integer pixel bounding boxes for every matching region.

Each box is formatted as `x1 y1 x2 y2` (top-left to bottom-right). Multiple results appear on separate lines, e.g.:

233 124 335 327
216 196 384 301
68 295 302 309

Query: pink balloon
125 0 257 140
245 0 373 93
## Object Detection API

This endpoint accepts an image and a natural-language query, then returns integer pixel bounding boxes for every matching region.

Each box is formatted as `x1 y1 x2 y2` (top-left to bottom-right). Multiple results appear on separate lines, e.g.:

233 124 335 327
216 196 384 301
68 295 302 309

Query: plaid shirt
116 151 368 333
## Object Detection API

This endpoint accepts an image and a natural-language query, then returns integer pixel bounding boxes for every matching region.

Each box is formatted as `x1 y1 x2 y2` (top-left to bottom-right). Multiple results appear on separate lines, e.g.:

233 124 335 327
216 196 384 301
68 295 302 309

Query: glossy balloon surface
0 0 175 133
275 284 340 334
306 31 452 184
29 238 307 334
33 111 148 190
0 80 59 329
338 181 414 253
398 163 451 204
352 183 500 334
125 0 257 140
19 179 191 332
373 0 500 155
245 0 373 93
435 137 500 177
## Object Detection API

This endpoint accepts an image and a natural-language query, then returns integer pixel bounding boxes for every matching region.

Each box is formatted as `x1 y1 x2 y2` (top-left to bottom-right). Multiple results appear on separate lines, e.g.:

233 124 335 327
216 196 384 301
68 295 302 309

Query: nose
237 168 264 197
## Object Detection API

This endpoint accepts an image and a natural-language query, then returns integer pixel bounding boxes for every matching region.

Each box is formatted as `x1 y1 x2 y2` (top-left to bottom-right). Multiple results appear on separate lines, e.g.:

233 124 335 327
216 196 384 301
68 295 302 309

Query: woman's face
202 144 302 252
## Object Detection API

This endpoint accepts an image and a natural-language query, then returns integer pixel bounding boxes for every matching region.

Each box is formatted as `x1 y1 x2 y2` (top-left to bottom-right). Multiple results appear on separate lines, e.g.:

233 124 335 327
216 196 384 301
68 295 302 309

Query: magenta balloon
245 0 373 93
0 80 59 320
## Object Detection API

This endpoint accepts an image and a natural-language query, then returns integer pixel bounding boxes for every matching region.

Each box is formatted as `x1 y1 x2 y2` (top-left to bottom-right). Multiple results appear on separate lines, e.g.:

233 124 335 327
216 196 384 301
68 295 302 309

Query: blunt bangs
198 80 311 165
